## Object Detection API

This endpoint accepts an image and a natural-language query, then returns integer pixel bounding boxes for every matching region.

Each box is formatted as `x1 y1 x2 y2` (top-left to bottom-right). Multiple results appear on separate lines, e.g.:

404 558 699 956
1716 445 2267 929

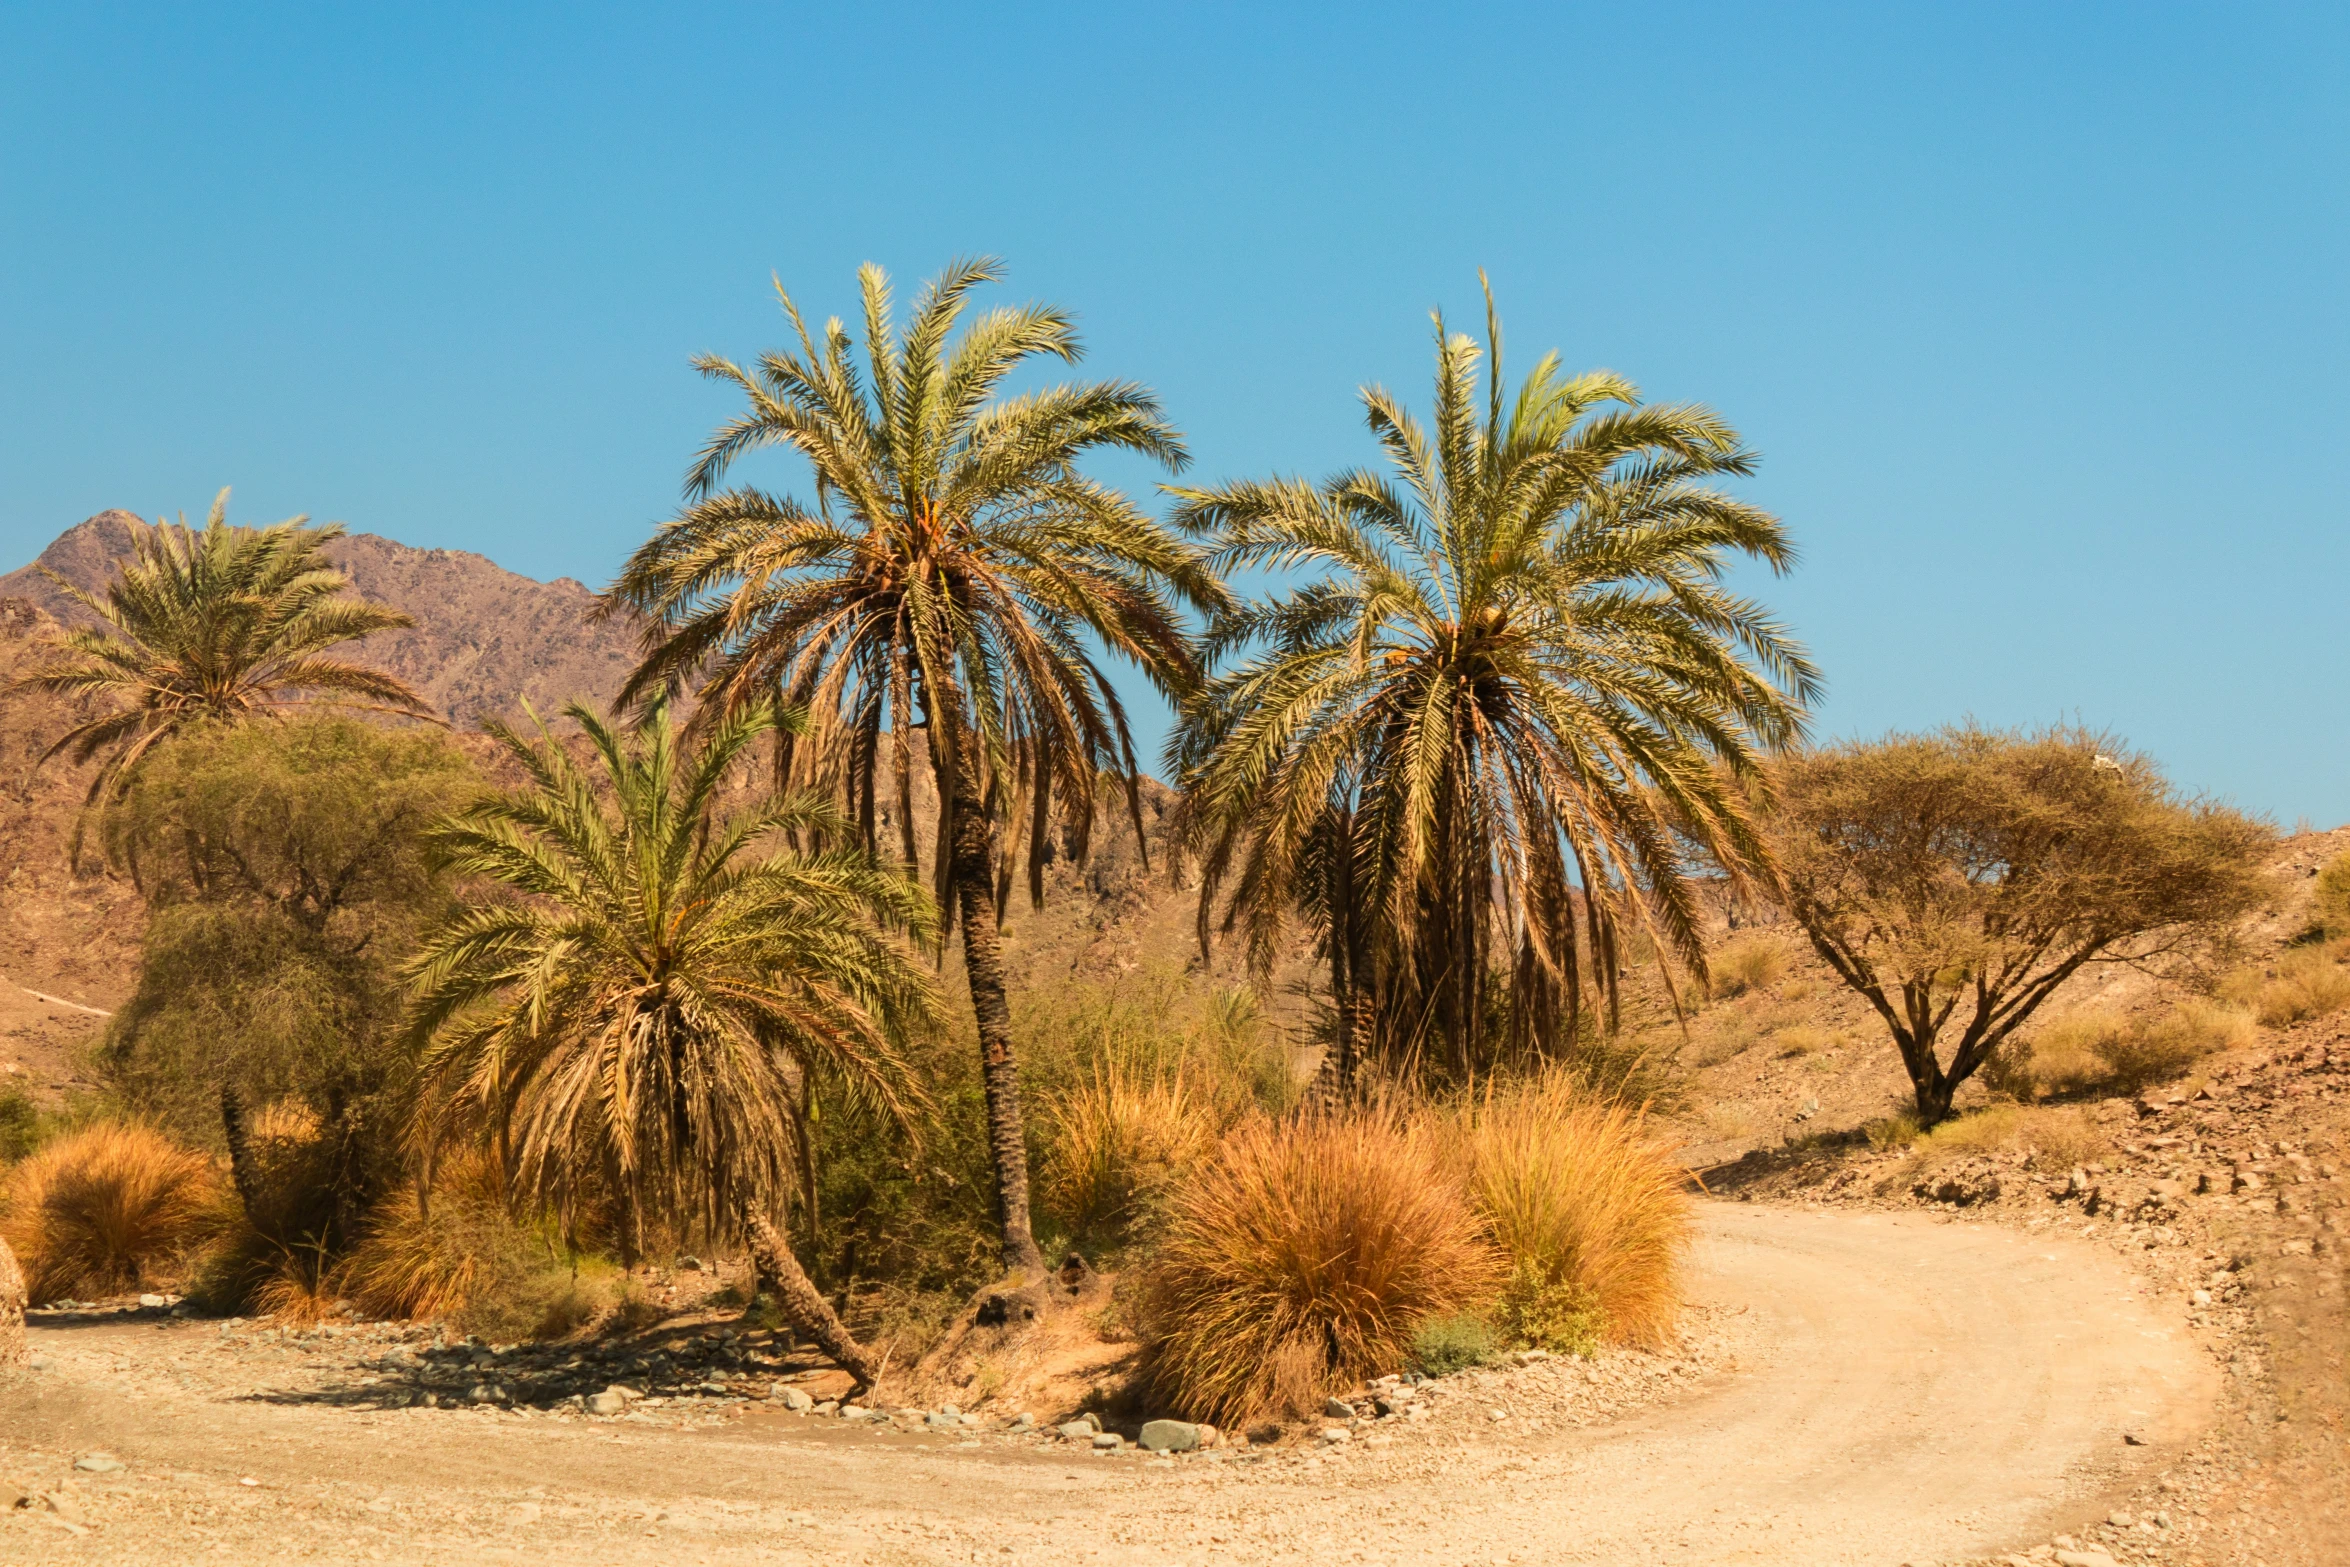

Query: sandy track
0 1202 2215 1565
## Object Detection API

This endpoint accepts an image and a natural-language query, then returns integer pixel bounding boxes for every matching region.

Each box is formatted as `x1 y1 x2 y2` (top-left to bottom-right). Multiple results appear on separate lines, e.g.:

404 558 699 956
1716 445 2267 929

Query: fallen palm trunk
0 1234 26 1376
741 1207 876 1394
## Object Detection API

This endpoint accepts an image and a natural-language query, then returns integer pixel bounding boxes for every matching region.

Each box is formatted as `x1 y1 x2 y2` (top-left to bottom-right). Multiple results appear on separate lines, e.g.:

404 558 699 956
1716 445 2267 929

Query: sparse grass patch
1041 1063 1214 1257
1774 1026 1835 1059
1707 934 1790 1000
1864 1111 1925 1150
0 1121 218 1302
2221 940 2350 1029
1904 1104 2107 1173
1141 1111 1498 1426
1984 1001 2253 1101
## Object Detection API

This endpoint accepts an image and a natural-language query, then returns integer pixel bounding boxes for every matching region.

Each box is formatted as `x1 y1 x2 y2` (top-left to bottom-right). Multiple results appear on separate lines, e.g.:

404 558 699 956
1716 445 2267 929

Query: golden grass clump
1907 1104 2107 1173
1706 933 1790 999
2222 941 2350 1029
1042 1065 1214 1254
0 1122 217 1303
1143 1111 1499 1427
342 1150 614 1339
1449 1074 1688 1351
2311 853 2350 937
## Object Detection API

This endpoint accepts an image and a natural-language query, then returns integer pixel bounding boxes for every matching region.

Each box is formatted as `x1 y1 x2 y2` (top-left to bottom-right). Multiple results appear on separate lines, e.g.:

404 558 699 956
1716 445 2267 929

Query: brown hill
0 510 641 724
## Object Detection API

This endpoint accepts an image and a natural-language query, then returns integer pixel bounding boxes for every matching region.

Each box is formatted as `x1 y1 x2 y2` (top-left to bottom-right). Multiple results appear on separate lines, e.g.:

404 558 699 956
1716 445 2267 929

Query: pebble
72 1455 124 1474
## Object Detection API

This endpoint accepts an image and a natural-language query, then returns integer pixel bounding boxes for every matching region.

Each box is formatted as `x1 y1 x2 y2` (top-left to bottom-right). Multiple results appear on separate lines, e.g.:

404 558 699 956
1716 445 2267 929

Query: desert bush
1409 1311 1498 1375
2309 853 2350 938
1864 1111 1925 1149
1448 1075 1687 1350
190 1100 348 1317
342 1151 618 1339
1041 1064 1213 1256
0 1122 218 1302
1142 1111 1500 1426
1774 1026 1835 1059
1987 1002 2254 1100
2222 941 2350 1028
1707 934 1790 999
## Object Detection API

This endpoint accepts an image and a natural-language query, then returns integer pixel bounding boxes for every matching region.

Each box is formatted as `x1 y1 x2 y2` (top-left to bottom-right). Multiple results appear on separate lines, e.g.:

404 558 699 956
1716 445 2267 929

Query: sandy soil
0 1201 2211 1566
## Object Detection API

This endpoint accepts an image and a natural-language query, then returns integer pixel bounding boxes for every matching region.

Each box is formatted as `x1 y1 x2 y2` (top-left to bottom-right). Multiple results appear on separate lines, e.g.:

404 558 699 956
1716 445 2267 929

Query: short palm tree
604 258 1222 1275
14 490 433 854
1171 286 1818 1085
404 696 940 1389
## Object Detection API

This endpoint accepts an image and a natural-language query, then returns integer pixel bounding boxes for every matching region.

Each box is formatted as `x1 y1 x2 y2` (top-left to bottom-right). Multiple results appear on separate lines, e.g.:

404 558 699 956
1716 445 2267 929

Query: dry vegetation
0 1122 217 1302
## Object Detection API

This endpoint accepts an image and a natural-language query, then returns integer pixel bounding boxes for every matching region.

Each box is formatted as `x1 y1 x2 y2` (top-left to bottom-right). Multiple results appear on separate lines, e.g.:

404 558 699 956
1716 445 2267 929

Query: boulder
1139 1419 1200 1453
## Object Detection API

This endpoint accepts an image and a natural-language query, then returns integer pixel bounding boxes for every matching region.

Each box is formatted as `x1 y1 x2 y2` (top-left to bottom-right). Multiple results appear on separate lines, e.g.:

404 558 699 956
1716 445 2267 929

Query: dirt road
0 1202 2215 1565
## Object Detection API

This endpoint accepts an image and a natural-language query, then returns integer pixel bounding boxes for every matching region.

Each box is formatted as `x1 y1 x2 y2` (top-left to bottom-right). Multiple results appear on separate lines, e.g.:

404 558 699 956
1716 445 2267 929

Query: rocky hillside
0 510 642 725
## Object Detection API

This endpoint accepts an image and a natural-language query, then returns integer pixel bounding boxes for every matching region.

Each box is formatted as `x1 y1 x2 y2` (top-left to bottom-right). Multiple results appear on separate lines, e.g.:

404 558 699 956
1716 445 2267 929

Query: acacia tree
1171 287 1815 1086
604 259 1219 1275
1766 725 2273 1122
12 490 434 855
404 697 939 1390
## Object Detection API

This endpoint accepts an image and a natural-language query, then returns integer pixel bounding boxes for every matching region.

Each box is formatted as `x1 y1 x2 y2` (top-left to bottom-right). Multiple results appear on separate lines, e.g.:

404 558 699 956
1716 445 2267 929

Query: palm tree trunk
740 1206 878 1395
0 1233 27 1377
220 1085 260 1216
946 757 1048 1278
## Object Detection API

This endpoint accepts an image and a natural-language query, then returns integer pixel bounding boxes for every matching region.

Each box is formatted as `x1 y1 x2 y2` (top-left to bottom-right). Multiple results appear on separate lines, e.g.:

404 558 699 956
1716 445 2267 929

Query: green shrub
1409 1312 1498 1376
0 1086 40 1165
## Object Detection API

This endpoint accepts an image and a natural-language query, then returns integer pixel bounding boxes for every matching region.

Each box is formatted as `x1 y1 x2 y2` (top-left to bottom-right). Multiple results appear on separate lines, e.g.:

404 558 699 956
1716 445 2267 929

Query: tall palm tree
603 259 1221 1275
1171 284 1818 1086
13 490 434 855
403 696 940 1391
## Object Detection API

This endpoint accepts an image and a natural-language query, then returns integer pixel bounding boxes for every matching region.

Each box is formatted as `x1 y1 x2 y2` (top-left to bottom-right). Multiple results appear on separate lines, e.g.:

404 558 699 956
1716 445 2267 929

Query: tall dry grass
1143 1111 1499 1426
1447 1075 1688 1350
1041 1064 1214 1254
0 1122 218 1302
342 1150 613 1339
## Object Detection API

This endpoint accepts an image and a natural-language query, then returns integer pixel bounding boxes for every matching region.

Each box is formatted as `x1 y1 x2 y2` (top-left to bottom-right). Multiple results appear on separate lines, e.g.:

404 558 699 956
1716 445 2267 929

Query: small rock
1323 1396 1356 1419
775 1386 814 1412
925 1411 964 1429
73 1455 124 1474
677 1255 704 1271
813 1401 839 1417
137 1293 167 1309
585 1390 629 1417
2121 1429 2147 1446
1007 1412 1034 1431
1057 1420 1097 1442
2107 1511 2134 1527
1318 1426 1350 1443
2054 1551 2119 1567
840 1404 876 1422
1487 1408 1509 1422
1090 1431 1123 1450
1139 1419 1201 1453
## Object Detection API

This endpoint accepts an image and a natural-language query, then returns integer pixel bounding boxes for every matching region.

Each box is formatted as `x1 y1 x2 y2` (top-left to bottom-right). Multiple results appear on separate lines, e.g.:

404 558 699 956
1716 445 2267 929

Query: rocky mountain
0 510 642 724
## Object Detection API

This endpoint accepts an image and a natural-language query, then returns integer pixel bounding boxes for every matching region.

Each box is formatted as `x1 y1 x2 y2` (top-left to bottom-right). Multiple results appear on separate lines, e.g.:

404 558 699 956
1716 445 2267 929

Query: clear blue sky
3 3 2344 822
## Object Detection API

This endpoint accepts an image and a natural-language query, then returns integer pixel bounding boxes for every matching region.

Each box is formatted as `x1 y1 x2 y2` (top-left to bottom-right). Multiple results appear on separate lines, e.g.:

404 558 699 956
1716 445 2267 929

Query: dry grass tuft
0 1122 218 1303
1042 1064 1215 1254
1984 1001 2253 1101
1906 1104 2107 1173
1142 1110 1499 1427
2222 941 2350 1029
1448 1074 1688 1351
1707 933 1791 999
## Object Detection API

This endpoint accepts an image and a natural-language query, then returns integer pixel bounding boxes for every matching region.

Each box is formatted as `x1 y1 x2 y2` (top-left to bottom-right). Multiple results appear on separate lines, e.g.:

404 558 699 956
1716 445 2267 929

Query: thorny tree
1766 724 2273 1122
603 259 1220 1275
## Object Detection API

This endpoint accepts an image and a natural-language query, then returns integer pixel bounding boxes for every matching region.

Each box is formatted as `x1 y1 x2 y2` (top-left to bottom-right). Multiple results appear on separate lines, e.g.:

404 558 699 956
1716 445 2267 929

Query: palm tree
13 490 433 855
403 696 940 1391
603 259 1221 1276
1171 284 1818 1087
